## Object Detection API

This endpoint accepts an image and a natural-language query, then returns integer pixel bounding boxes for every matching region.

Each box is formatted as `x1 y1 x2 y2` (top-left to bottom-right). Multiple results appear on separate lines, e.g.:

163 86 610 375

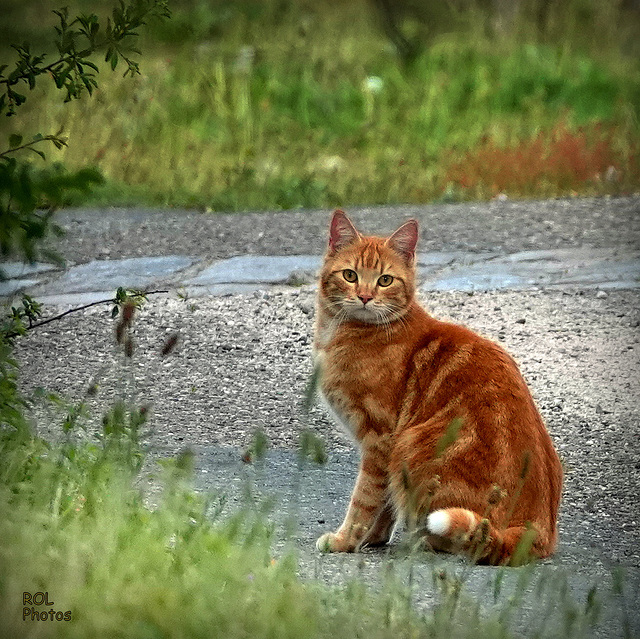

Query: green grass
1 0 639 210
0 390 495 639
0 394 608 639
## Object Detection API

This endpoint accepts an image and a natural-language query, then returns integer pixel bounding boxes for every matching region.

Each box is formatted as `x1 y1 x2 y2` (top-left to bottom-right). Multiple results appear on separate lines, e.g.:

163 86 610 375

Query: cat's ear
386 219 419 262
329 209 360 253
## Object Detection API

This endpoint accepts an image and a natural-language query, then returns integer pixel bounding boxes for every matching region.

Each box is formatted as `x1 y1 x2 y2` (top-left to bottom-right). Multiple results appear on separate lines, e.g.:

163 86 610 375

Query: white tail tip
427 510 451 536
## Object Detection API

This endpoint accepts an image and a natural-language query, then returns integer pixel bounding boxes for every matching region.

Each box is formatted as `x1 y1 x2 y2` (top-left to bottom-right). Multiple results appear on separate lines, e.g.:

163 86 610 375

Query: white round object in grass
362 76 384 93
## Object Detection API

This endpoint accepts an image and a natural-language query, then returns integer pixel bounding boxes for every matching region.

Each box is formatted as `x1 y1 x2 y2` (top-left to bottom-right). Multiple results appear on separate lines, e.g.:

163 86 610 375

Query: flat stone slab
0 261 59 297
0 278 41 297
416 251 499 268
0 262 58 279
180 249 640 295
184 283 275 297
2 248 639 305
423 248 640 291
33 291 133 307
33 256 196 295
187 255 321 286
187 249 639 293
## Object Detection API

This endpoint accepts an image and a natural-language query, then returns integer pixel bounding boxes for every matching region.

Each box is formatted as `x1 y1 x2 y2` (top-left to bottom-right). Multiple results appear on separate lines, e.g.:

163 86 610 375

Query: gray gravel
15 286 640 566
50 196 640 263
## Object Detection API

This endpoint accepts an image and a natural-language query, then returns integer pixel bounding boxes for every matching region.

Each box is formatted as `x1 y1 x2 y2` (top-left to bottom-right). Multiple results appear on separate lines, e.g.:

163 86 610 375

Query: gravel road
12 196 640 637
50 196 640 262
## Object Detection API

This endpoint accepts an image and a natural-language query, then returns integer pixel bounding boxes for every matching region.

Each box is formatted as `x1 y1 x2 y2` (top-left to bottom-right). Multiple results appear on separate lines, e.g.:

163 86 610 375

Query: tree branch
0 135 66 159
4 289 169 339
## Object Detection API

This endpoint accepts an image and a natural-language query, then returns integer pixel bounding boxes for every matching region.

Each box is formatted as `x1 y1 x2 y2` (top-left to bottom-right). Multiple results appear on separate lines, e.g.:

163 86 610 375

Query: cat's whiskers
372 307 395 342
379 303 411 338
323 297 346 315
324 305 350 337
316 298 352 348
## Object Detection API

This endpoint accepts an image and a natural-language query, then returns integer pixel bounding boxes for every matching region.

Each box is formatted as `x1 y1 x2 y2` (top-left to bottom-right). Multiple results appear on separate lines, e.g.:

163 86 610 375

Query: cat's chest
316 338 406 438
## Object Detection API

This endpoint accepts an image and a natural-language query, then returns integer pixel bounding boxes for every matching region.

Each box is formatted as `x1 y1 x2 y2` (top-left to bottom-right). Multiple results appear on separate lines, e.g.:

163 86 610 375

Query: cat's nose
358 294 373 305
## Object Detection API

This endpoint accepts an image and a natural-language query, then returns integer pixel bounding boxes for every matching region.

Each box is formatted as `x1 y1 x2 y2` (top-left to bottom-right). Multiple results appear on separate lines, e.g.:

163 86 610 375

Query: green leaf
493 567 506 602
9 134 23 149
9 90 26 107
51 137 68 150
435 417 464 457
510 524 537 566
298 428 327 465
27 148 46 160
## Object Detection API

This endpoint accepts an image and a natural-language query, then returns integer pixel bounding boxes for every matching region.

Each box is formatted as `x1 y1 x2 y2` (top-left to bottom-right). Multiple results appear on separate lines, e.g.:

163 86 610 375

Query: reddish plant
443 122 639 198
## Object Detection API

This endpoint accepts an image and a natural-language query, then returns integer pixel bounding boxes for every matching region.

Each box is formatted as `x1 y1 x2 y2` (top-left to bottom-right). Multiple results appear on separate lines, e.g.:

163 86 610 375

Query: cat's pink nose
358 294 373 305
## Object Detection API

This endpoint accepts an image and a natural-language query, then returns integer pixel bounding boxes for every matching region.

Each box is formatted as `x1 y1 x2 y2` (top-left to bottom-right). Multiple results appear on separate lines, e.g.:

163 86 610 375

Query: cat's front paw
316 532 355 553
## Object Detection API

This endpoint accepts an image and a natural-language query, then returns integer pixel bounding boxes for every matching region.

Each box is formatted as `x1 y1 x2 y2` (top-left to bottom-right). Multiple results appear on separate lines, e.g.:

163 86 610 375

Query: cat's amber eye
343 269 358 283
378 274 394 287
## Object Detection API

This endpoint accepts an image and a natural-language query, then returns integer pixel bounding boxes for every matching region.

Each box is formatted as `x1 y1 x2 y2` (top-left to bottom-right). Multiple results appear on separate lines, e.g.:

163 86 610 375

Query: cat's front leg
317 436 389 552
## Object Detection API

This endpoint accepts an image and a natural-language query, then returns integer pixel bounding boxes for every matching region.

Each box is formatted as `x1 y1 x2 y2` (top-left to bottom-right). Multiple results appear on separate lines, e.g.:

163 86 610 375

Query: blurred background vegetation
1 0 639 211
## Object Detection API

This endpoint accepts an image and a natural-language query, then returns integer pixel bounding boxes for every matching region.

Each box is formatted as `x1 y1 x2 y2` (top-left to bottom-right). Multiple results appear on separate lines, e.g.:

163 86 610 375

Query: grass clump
0 297 317 637
1 0 639 209
0 390 495 639
0 428 317 638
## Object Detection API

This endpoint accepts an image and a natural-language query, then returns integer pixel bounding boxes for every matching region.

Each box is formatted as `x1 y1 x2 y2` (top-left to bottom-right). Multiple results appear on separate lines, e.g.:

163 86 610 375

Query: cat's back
408 303 530 390
400 303 549 438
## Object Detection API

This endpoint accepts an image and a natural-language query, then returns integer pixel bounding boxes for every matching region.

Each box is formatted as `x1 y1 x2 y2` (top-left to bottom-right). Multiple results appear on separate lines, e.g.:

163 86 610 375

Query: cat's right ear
328 209 360 253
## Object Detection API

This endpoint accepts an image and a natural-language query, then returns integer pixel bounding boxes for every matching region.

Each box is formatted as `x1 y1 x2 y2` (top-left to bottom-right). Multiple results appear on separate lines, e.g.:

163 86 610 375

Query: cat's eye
343 269 358 283
378 274 394 287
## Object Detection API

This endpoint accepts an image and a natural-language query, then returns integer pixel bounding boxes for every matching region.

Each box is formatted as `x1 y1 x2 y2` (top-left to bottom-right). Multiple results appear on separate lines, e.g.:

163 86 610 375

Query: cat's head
319 209 419 325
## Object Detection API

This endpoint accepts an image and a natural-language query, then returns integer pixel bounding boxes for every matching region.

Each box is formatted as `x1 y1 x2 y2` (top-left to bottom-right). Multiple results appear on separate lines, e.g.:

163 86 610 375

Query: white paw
316 532 337 552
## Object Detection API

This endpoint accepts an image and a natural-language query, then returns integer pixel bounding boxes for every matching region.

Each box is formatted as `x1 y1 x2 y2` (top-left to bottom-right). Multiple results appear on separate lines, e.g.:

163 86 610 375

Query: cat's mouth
345 302 388 324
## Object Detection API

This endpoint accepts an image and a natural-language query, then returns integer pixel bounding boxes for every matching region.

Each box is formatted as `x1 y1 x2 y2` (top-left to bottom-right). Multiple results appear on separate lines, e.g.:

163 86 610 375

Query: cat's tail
425 507 543 566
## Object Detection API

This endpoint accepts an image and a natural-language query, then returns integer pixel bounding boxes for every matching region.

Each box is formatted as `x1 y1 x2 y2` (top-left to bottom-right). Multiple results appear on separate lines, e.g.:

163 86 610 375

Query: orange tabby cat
313 209 563 565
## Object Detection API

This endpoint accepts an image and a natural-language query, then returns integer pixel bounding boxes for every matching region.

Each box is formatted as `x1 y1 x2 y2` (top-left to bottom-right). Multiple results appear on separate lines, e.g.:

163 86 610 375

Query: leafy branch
1 288 168 341
0 159 103 266
1 1 170 118
0 131 68 161
0 0 170 268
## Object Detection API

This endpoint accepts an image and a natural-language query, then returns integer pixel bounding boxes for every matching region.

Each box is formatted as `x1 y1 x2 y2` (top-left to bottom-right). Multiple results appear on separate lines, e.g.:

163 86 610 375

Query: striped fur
313 210 563 565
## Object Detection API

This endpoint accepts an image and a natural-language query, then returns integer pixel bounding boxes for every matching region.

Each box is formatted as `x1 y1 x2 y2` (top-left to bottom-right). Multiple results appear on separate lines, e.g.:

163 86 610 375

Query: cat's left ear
386 219 419 262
